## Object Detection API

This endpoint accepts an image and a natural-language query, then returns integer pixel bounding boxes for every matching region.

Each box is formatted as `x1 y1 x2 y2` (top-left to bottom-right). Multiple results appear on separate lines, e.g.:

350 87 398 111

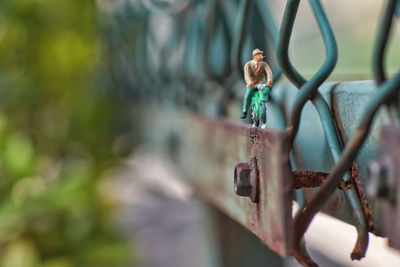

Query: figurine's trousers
242 83 270 113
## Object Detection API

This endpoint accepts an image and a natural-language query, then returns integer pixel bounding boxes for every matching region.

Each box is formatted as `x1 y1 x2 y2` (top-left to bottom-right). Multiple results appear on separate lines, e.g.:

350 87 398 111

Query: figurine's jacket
243 61 273 86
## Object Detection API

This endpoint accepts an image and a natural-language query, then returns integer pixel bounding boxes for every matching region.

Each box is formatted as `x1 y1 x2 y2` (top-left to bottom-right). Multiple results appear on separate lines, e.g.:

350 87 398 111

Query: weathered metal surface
293 171 329 189
368 126 400 250
178 115 293 256
351 164 375 233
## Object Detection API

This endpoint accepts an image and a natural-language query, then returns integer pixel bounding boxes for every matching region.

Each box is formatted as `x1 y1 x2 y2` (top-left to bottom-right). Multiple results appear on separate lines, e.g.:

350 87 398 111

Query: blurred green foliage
0 0 135 266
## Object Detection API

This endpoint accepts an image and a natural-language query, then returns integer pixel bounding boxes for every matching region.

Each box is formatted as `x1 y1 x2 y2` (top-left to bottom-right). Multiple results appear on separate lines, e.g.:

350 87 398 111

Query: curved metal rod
167 15 186 78
202 0 221 79
168 13 194 106
135 16 159 95
397 1 400 17
141 0 195 15
180 9 203 79
179 13 204 111
277 0 369 263
276 0 306 89
276 0 341 159
230 0 251 74
277 0 337 146
202 0 233 82
230 0 282 80
149 13 185 103
294 70 400 265
372 0 397 84
199 0 234 115
372 0 399 123
219 0 237 36
254 0 282 81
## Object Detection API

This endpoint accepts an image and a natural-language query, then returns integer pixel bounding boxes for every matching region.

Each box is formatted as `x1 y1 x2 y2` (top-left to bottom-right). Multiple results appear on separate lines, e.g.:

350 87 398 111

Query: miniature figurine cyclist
240 48 273 128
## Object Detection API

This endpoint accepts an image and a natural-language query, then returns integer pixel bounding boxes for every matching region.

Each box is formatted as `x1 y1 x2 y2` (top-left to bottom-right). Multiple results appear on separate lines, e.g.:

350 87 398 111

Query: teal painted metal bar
254 0 282 81
372 0 398 85
181 8 204 78
202 0 219 79
372 0 399 123
397 0 400 16
219 1 238 33
202 0 232 82
230 0 251 74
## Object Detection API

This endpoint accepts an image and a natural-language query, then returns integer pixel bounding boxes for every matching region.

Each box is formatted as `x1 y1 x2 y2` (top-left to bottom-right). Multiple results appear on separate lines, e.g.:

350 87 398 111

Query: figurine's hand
267 83 273 88
257 83 266 90
247 82 255 88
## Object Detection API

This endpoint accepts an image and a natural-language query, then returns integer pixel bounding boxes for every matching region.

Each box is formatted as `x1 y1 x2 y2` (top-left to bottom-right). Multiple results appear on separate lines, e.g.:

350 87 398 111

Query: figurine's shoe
260 124 267 129
240 112 247 119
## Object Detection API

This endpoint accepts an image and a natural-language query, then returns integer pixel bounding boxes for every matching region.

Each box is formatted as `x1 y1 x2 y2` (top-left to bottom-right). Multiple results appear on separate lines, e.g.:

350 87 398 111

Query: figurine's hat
252 48 264 57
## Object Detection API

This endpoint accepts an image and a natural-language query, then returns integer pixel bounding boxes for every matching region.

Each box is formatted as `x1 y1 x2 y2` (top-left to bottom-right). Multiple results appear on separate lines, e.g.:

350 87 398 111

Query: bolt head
234 158 259 203
234 167 252 197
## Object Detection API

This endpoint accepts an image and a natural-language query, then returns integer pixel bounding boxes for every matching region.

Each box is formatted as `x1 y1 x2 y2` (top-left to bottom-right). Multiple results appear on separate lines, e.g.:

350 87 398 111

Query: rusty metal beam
180 116 293 256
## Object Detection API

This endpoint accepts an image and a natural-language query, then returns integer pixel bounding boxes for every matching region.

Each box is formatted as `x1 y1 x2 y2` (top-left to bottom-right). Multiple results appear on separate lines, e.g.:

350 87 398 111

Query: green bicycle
251 83 270 128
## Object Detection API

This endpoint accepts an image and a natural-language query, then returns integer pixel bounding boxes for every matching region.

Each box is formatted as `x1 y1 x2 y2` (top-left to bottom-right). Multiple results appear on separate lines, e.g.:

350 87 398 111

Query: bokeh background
0 1 135 266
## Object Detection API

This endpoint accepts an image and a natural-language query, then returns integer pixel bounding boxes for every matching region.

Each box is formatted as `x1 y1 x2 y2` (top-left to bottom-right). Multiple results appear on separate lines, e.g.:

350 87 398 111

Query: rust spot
339 179 353 191
256 200 262 223
331 85 348 144
249 127 259 143
248 127 261 156
292 170 344 190
351 163 375 232
293 171 329 189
